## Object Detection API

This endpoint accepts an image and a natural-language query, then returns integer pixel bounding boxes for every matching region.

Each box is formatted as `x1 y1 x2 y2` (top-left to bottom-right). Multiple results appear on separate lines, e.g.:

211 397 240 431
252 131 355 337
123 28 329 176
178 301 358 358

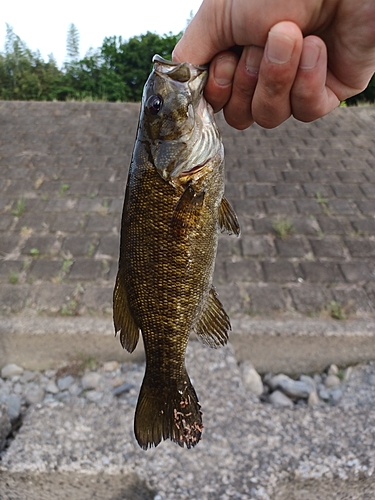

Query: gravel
1 344 375 500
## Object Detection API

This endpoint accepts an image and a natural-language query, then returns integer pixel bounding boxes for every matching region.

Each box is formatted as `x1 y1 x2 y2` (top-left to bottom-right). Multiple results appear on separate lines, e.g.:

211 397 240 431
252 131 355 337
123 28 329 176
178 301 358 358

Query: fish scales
114 55 240 450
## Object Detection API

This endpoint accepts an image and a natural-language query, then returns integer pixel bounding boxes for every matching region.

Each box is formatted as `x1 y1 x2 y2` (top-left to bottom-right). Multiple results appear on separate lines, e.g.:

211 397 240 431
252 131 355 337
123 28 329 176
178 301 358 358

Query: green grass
29 248 40 257
8 272 19 284
12 199 25 216
272 217 295 239
327 301 346 320
59 183 70 196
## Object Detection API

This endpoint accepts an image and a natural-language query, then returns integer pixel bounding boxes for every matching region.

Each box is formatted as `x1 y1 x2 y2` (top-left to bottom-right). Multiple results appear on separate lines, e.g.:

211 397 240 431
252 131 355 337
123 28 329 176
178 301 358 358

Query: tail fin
134 370 203 450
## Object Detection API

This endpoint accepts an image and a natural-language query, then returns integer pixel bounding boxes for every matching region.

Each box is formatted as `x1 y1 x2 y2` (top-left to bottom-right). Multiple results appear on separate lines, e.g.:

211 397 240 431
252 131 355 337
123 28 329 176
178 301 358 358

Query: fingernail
266 29 294 65
299 43 320 70
245 45 263 75
214 57 236 86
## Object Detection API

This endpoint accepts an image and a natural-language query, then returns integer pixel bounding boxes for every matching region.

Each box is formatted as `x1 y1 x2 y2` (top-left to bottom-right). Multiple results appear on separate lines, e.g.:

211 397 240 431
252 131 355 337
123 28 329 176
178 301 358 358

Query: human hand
173 0 375 129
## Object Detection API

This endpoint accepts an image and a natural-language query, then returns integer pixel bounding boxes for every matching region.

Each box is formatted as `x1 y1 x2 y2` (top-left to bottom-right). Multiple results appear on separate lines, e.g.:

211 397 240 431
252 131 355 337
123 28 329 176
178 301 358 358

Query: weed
61 258 72 273
87 242 96 257
60 299 78 316
327 301 346 320
59 183 70 196
273 217 294 239
41 194 49 202
12 199 25 217
316 191 330 215
29 248 40 257
8 273 19 284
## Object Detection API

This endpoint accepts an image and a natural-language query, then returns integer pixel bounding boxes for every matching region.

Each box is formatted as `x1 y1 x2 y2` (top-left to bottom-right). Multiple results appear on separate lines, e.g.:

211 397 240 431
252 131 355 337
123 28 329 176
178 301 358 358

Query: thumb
173 0 234 64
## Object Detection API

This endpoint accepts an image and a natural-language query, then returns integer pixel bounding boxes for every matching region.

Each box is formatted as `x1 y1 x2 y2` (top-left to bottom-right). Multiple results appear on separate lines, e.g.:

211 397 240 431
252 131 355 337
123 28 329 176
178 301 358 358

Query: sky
1 0 203 67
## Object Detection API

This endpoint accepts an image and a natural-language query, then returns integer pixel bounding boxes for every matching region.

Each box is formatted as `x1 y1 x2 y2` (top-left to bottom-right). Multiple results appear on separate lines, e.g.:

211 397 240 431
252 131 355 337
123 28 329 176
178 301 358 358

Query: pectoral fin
195 287 231 348
113 271 139 353
219 197 240 236
171 184 205 237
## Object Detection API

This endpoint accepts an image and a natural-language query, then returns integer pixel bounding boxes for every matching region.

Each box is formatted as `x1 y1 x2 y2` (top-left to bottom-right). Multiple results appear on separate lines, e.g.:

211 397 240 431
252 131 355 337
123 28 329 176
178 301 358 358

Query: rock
44 370 57 379
113 383 133 397
327 364 339 376
343 366 352 382
267 374 289 391
25 386 45 405
103 361 119 372
20 371 37 384
68 383 82 396
269 374 313 399
329 387 343 405
318 386 330 401
57 375 75 391
0 404 11 452
269 390 294 408
325 374 341 389
240 361 264 396
308 390 320 406
6 394 21 421
45 381 59 395
81 372 102 390
85 390 103 403
313 374 322 385
1 364 24 379
299 375 316 391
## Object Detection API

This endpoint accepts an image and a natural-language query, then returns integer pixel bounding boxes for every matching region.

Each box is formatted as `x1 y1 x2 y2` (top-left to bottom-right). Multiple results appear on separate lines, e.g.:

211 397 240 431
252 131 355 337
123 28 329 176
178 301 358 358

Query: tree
66 23 80 63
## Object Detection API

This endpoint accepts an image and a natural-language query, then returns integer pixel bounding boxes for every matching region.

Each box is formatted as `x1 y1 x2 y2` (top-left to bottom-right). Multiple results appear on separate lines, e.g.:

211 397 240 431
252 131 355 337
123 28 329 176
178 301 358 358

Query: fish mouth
152 54 207 86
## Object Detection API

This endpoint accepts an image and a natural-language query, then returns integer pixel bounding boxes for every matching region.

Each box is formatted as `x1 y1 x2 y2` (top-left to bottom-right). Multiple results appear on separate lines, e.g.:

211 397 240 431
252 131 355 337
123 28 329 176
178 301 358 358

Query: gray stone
113 382 133 397
45 381 59 395
81 372 102 390
269 374 313 399
269 390 294 408
84 390 103 403
1 364 24 379
329 387 344 405
20 371 37 383
68 383 82 396
318 386 330 401
6 394 21 421
0 404 11 452
299 375 316 391
313 374 322 385
57 375 75 391
240 361 264 396
325 374 341 389
25 386 45 405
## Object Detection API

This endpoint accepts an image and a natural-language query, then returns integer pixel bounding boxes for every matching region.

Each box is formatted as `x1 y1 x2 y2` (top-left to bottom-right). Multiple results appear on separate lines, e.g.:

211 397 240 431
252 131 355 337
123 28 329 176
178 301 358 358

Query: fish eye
146 94 163 115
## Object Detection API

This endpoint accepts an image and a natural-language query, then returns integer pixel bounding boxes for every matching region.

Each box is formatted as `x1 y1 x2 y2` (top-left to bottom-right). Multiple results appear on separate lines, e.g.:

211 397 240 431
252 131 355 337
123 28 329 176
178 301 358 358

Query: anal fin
195 287 231 348
113 271 139 353
219 196 240 236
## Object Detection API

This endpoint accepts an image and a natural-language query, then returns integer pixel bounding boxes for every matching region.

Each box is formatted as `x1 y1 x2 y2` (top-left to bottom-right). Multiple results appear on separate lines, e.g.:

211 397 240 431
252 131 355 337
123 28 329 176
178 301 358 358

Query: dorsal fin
113 271 140 353
195 287 231 348
218 197 240 236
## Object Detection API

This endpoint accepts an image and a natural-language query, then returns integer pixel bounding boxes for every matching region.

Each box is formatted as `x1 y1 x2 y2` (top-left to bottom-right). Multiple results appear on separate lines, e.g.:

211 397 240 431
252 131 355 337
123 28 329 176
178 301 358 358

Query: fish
113 54 240 450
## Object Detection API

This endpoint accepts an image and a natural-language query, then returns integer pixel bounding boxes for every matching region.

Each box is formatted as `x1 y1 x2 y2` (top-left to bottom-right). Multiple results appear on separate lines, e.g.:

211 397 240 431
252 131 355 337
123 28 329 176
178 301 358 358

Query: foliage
1 24 372 105
0 25 182 102
272 217 295 239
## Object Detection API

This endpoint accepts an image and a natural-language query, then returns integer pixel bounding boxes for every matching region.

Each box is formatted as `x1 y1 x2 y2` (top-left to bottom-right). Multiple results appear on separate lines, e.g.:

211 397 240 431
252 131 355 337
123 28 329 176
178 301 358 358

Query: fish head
139 54 223 184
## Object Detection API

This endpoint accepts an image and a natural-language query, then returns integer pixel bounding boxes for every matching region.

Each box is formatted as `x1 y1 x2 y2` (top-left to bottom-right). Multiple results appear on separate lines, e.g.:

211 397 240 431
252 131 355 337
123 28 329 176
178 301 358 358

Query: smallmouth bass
113 55 240 450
